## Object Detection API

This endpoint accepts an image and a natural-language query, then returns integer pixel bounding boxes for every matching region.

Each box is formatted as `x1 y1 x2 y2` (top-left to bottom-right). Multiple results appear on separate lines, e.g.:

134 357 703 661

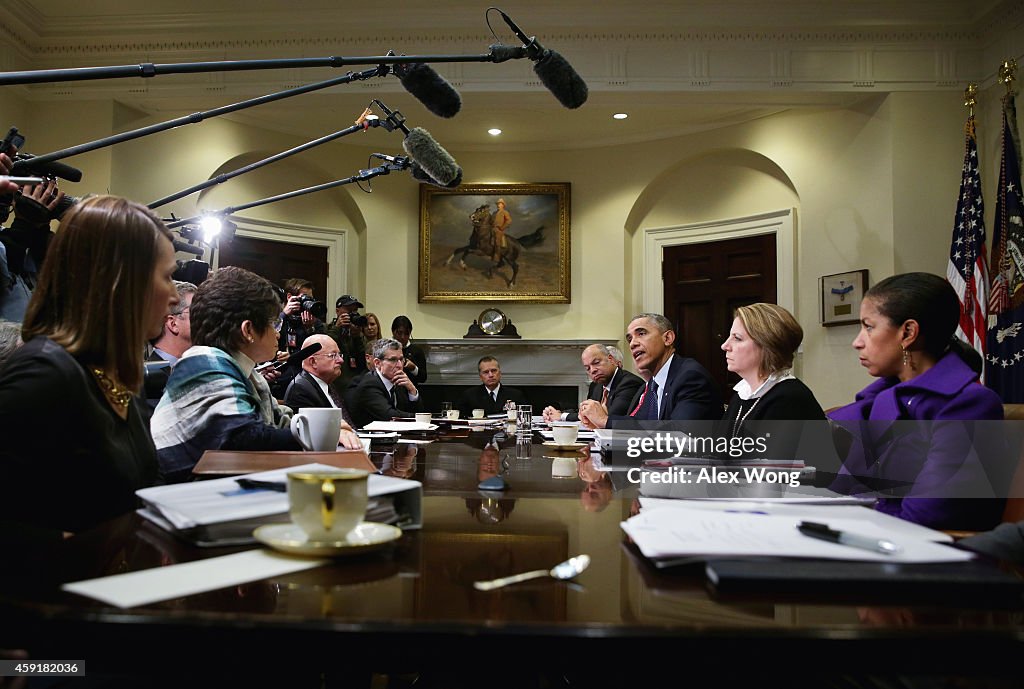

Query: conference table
2 426 1022 686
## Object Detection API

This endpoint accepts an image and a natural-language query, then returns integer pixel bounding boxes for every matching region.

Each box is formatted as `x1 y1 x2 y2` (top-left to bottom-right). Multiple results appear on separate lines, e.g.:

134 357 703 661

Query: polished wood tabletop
2 429 1023 684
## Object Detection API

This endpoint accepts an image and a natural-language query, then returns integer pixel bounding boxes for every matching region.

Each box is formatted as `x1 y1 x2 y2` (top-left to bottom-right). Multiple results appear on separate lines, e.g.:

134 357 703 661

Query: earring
246 336 254 344
901 345 908 367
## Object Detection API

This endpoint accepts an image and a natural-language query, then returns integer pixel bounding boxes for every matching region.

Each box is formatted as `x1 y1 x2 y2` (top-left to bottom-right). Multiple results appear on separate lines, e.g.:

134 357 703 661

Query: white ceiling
0 0 1018 151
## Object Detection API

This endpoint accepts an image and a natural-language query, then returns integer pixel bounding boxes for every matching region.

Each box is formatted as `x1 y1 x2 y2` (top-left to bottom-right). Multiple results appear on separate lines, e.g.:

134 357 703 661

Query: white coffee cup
290 408 343 451
287 469 368 542
550 422 579 445
415 412 432 424
446 409 460 420
506 408 517 421
472 408 485 419
551 456 577 478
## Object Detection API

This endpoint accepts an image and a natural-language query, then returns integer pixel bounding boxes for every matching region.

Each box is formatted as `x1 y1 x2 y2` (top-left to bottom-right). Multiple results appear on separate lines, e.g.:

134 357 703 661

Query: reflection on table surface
2 432 1023 679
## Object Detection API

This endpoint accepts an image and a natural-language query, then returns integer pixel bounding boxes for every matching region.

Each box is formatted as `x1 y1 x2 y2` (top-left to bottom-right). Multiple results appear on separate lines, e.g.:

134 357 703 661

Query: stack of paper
136 463 422 546
621 503 973 563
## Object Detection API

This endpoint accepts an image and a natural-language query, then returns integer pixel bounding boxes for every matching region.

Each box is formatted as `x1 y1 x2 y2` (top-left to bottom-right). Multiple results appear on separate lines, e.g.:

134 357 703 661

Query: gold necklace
90 368 133 411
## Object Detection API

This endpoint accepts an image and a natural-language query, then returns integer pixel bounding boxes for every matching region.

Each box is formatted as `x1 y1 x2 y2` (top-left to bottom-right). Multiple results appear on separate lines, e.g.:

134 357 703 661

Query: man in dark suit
391 315 428 385
283 334 355 427
350 338 422 427
144 280 197 408
578 313 723 427
543 344 644 422
459 356 525 417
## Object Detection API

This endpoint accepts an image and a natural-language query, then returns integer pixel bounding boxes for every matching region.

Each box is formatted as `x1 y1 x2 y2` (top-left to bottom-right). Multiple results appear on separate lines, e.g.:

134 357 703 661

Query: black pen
234 478 287 492
797 521 901 555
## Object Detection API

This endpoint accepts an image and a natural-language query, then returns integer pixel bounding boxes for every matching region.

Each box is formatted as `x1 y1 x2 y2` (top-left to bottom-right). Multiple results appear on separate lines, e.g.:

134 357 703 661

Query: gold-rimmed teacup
287 469 369 542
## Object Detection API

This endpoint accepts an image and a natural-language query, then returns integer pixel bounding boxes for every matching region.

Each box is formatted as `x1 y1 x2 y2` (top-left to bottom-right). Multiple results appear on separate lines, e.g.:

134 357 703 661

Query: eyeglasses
380 356 403 364
316 352 342 360
171 306 190 319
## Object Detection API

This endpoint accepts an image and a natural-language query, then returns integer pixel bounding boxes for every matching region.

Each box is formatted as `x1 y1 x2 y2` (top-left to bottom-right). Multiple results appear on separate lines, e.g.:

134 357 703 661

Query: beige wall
12 90 1000 408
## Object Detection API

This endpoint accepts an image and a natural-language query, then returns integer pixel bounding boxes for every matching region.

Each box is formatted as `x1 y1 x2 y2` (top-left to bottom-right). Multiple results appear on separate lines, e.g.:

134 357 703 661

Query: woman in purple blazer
829 272 1005 530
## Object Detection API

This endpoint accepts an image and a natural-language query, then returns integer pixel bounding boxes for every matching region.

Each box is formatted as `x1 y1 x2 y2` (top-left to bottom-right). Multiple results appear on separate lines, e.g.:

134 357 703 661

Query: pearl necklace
90 368 133 411
732 396 762 437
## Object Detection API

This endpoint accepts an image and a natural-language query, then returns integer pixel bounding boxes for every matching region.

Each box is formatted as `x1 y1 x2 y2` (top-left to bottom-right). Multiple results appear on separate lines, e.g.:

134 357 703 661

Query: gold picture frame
418 183 570 303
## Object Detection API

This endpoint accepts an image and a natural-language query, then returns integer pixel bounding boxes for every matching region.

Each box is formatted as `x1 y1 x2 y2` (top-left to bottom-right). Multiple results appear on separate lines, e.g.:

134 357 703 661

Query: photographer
272 278 326 396
327 294 369 390
0 178 66 321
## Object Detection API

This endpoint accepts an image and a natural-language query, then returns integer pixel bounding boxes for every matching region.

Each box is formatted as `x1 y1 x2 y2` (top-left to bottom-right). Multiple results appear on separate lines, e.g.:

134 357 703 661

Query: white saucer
542 440 589 451
253 521 402 557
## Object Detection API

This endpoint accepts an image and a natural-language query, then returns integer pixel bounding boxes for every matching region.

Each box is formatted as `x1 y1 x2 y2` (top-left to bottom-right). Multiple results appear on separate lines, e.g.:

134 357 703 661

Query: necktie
390 386 398 408
631 379 659 420
491 390 498 402
600 387 609 407
327 385 355 427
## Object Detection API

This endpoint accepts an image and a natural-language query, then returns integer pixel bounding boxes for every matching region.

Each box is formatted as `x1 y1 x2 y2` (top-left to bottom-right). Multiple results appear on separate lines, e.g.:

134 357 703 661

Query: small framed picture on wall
820 269 869 327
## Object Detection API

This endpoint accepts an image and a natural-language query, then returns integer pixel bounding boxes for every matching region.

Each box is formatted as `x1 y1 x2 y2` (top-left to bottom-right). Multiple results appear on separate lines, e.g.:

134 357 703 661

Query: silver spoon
473 554 591 591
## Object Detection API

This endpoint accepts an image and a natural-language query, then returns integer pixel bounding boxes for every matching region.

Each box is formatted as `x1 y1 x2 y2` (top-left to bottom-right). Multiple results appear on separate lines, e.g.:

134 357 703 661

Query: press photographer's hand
283 295 302 316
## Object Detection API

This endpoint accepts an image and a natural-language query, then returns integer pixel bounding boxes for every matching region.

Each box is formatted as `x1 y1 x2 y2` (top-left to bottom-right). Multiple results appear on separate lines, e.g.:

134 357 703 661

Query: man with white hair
543 343 643 422
283 333 355 427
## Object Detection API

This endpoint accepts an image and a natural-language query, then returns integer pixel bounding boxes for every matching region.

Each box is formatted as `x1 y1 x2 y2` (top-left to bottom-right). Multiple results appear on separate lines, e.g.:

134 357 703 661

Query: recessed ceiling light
488 128 502 136
613 113 628 120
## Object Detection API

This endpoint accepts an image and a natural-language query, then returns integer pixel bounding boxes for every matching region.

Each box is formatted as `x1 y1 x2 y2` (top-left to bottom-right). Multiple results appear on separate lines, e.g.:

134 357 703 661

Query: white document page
62 550 325 608
621 505 973 563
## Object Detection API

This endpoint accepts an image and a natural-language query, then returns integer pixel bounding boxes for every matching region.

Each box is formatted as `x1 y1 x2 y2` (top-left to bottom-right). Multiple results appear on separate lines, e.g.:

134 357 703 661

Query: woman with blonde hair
0 196 179 542
362 312 381 341
720 302 826 433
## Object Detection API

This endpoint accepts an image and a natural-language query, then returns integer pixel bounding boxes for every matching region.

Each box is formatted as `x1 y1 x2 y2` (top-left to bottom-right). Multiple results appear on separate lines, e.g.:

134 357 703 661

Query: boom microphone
256 341 322 372
11 154 83 183
497 10 588 109
394 63 462 119
402 127 463 188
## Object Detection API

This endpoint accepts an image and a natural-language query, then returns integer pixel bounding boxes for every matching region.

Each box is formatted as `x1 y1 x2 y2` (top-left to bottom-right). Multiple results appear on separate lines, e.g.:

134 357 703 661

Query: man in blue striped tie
578 313 722 428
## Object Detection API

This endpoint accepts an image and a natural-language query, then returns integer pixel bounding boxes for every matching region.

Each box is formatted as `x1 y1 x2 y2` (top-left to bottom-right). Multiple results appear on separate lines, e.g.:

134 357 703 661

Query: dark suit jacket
459 384 526 418
283 370 332 409
566 368 645 421
402 343 428 385
350 370 420 427
610 354 723 424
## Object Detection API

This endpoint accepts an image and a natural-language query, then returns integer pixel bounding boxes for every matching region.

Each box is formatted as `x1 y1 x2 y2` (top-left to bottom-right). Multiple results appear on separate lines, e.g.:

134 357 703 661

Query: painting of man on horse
445 202 542 287
420 184 569 302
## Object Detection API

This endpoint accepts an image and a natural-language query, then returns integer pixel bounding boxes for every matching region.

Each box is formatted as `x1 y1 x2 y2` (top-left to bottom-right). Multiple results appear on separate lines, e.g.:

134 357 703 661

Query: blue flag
986 94 1024 401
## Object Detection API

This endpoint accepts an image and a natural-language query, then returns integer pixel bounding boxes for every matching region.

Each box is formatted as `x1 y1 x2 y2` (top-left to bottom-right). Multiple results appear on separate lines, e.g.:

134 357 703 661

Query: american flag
986 93 1024 402
947 118 988 371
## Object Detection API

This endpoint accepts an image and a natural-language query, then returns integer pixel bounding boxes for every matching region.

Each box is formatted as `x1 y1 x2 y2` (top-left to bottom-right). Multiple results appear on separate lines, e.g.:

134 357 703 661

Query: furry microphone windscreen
533 50 589 109
396 63 462 119
403 128 463 188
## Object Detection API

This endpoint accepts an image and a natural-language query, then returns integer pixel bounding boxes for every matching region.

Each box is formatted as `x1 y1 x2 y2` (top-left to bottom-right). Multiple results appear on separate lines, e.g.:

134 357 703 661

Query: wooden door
218 235 329 299
662 234 777 400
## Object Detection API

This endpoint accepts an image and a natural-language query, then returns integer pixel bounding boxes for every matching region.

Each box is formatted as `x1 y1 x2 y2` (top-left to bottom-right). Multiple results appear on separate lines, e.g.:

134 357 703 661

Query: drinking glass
516 404 533 438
